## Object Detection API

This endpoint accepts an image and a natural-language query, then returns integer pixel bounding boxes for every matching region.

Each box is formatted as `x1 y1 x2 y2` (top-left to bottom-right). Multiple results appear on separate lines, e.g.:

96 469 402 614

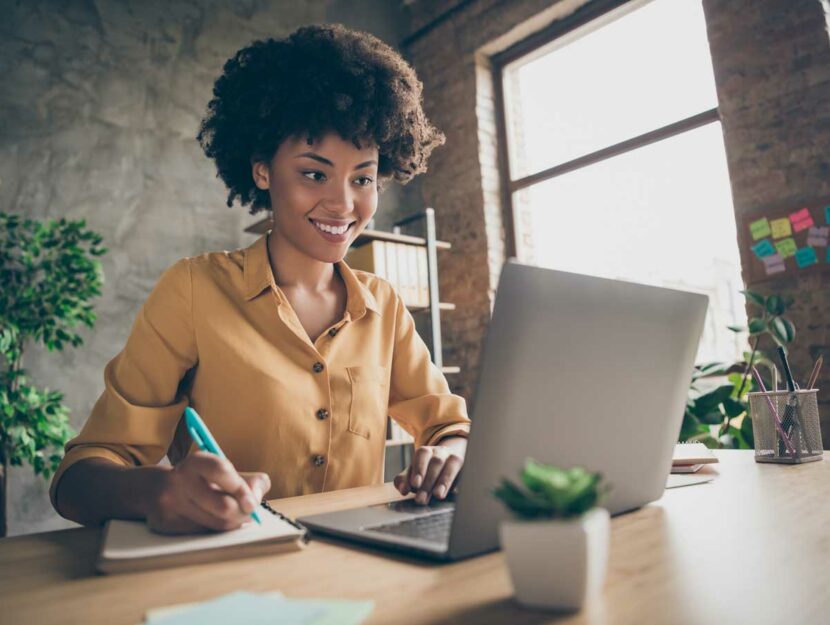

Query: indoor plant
492 459 610 611
0 212 107 536
681 289 796 449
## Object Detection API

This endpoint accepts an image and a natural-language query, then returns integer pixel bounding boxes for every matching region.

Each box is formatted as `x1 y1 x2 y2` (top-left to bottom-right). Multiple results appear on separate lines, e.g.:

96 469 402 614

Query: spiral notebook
97 501 308 574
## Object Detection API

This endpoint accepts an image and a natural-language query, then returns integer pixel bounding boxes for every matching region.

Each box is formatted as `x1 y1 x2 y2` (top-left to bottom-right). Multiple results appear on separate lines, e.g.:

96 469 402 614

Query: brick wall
703 0 830 442
403 0 830 441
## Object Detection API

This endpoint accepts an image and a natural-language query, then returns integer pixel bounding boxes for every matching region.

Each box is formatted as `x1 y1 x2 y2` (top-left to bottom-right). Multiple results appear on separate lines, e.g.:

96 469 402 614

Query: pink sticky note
789 207 814 232
806 226 829 247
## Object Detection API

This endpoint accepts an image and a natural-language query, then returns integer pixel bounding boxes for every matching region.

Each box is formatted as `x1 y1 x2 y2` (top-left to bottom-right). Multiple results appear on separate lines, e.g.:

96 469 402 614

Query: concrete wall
1 0 414 536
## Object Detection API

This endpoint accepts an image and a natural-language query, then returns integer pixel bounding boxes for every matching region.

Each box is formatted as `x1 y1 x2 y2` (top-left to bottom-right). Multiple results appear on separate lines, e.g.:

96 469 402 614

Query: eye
355 176 375 187
302 171 326 182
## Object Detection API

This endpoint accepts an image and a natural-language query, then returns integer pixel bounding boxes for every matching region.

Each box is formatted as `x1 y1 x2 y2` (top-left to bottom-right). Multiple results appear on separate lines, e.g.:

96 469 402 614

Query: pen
751 366 795 455
777 347 806 456
184 406 262 525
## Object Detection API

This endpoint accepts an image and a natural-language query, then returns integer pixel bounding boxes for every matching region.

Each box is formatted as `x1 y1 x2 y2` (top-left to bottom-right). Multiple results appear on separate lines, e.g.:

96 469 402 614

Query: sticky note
795 246 818 268
751 239 775 258
789 207 814 233
774 237 797 258
807 226 829 247
764 257 785 275
770 218 792 239
825 205 830 225
762 252 783 266
749 218 771 240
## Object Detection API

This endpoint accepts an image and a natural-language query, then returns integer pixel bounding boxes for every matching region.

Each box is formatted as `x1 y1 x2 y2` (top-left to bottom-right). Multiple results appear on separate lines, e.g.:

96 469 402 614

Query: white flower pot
499 507 610 611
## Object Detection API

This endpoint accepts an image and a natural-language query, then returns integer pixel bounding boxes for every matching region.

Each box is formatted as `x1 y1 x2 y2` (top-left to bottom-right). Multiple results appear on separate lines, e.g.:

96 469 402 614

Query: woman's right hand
146 452 271 534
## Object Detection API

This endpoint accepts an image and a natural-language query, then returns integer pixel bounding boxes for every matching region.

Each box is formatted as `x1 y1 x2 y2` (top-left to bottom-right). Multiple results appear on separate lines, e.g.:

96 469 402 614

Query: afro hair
196 23 446 214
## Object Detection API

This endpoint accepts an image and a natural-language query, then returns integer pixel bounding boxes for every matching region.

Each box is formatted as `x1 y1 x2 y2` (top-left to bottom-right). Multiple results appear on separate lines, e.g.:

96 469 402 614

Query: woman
50 24 471 534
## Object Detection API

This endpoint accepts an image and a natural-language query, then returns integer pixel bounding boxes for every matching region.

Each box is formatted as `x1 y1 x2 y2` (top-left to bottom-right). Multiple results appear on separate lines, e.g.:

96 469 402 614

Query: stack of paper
142 591 374 625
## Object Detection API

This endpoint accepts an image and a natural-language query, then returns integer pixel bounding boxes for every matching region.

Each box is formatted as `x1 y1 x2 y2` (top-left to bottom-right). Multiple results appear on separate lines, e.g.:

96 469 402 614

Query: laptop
297 259 708 561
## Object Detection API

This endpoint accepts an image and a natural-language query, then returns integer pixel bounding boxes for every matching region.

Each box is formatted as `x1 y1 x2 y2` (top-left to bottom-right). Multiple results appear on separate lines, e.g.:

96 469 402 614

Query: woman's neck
267 229 337 293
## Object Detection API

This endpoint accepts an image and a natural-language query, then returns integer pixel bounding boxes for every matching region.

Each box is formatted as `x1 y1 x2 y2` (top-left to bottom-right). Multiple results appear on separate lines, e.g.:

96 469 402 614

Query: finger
187 453 258 512
241 472 271 503
416 455 446 505
393 471 411 495
185 491 246 532
431 455 463 500
190 472 252 523
409 447 433 490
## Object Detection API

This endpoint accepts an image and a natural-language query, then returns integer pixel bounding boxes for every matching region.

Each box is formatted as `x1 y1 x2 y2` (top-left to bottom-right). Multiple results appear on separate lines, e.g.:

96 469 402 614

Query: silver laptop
298 259 708 561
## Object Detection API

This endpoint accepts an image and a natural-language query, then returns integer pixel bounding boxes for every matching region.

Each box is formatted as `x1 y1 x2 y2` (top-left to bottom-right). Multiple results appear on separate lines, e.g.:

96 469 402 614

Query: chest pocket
347 365 389 439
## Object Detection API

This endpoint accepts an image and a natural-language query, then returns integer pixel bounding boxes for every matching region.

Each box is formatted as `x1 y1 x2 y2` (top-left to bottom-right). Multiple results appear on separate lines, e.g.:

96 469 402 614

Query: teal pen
184 406 262 525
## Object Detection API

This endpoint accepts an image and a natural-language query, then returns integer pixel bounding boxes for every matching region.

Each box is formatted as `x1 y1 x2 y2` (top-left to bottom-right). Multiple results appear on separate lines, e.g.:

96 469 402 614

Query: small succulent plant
492 458 609 519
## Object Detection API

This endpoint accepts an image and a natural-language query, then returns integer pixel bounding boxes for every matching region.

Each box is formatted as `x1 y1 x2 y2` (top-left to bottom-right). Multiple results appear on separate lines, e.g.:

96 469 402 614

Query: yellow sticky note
770 218 792 239
774 237 797 258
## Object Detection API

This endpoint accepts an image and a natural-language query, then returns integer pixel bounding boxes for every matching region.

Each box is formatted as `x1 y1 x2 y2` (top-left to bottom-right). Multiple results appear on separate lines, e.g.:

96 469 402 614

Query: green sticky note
774 237 797 258
749 217 771 240
752 239 775 258
827 246 830 263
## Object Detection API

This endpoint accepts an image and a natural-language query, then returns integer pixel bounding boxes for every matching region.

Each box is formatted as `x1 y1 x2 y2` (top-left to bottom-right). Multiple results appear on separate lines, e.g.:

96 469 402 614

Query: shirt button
311 454 326 467
328 328 338 337
316 408 329 420
312 362 324 373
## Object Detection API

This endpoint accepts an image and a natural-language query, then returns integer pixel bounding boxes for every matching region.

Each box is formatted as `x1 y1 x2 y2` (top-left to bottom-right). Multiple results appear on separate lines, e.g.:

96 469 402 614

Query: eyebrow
294 152 377 170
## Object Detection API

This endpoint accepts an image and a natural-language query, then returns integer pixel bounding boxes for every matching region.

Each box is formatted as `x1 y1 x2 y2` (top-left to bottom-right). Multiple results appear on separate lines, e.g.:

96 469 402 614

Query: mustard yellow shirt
49 231 470 508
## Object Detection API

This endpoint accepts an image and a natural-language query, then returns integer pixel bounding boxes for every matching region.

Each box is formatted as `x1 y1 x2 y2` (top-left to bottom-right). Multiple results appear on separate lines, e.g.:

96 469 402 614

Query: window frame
491 0 720 258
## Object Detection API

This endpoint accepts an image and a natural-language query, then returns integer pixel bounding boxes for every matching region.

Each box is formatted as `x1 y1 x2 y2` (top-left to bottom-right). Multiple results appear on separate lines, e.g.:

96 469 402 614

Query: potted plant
492 458 610 611
0 212 107 536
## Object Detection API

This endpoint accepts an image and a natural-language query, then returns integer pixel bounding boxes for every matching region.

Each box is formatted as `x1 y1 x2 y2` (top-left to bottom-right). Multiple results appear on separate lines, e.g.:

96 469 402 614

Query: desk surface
1 450 828 625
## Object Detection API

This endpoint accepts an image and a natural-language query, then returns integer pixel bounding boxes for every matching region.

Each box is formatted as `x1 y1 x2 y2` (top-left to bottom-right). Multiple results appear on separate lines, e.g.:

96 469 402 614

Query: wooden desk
1 451 828 625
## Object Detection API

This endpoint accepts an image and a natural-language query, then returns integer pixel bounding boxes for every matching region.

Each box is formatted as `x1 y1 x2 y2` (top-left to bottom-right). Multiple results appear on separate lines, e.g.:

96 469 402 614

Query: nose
321 179 355 214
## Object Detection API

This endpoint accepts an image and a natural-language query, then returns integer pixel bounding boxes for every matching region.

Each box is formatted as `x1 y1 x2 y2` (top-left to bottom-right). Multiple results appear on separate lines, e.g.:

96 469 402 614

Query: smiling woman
49 23 472 535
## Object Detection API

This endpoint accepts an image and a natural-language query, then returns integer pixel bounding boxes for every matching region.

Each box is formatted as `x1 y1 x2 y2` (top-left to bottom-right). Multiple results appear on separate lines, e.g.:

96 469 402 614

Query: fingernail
416 492 427 504
412 475 422 488
435 485 446 499
244 496 257 513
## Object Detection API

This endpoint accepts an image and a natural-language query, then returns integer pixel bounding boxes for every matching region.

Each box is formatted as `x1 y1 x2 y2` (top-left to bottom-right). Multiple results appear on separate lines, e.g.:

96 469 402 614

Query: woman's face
253 132 379 264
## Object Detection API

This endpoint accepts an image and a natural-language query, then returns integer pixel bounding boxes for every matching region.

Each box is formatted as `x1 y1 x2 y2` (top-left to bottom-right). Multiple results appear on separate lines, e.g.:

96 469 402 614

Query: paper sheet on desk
144 591 374 625
665 473 715 489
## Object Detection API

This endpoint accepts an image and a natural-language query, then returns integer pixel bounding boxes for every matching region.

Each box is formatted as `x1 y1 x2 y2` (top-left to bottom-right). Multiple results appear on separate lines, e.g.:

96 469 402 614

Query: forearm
54 457 170 528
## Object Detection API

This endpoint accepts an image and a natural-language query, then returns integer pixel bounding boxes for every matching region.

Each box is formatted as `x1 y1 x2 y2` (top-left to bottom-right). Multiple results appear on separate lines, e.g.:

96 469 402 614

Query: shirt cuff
424 422 471 447
49 446 133 512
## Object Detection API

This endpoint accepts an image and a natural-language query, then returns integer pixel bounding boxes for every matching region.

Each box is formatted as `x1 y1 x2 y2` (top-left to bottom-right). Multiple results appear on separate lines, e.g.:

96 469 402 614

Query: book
344 241 386 279
416 246 429 307
97 501 307 574
672 442 718 467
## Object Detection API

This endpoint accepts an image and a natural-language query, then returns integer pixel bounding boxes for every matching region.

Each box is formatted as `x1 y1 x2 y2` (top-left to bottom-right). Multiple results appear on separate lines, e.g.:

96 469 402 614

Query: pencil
807 355 823 390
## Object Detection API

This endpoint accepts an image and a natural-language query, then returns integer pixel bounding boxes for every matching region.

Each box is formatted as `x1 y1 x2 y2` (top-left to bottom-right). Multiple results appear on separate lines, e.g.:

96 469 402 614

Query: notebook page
102 507 303 560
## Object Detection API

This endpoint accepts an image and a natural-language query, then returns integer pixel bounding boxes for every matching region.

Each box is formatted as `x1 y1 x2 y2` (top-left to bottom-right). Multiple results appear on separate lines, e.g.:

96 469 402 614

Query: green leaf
695 384 735 411
766 295 785 315
727 325 746 333
740 414 754 448
722 396 746 418
742 290 766 308
748 318 767 334
770 317 795 345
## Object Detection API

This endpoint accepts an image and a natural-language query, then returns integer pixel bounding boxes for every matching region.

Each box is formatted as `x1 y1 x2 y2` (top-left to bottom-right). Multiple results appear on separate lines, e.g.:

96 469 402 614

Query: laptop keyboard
365 510 454 544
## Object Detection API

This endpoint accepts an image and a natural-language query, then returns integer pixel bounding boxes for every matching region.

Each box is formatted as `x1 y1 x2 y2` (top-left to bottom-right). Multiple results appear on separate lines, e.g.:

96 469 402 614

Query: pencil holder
748 389 823 464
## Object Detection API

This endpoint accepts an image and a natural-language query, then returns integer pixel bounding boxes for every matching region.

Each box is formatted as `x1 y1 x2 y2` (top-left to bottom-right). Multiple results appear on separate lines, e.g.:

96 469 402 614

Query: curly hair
196 23 446 215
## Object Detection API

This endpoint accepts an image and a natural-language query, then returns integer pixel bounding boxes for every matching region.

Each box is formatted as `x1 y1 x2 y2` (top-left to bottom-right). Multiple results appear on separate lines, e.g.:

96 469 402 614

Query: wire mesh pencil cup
748 389 822 464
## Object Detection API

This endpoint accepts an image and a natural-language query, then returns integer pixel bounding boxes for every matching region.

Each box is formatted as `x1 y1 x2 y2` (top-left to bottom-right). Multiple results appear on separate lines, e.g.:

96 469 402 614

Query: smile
309 219 355 235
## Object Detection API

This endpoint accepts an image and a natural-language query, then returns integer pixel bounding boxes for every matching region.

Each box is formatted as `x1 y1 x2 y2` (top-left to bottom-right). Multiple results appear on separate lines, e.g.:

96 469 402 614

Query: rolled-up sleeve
387 291 471 448
49 258 198 509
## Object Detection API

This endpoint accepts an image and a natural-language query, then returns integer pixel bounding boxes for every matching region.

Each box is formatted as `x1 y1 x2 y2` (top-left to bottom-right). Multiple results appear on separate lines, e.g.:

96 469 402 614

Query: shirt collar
242 231 380 318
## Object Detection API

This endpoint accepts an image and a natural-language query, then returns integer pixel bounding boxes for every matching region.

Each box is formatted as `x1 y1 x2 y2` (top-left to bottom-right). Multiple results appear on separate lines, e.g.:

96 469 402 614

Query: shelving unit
244 209 456 476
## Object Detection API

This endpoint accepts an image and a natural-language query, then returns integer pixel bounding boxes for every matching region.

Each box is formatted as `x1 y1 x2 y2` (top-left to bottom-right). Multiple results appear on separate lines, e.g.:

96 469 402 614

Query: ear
251 160 270 190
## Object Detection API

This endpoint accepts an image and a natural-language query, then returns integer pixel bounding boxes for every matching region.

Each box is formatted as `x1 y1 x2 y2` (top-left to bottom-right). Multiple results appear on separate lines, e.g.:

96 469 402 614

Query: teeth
313 220 350 235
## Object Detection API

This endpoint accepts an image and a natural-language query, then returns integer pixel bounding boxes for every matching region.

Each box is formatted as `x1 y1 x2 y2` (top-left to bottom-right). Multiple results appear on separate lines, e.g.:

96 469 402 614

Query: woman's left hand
393 436 467 505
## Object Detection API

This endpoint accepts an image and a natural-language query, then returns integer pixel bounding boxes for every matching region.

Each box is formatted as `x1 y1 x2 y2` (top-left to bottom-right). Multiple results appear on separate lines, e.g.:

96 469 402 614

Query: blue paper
150 592 324 625
825 204 830 225
794 246 818 268
751 239 776 258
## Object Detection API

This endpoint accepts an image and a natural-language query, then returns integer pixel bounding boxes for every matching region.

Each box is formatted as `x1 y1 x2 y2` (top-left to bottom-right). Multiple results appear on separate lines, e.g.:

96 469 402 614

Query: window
498 0 746 364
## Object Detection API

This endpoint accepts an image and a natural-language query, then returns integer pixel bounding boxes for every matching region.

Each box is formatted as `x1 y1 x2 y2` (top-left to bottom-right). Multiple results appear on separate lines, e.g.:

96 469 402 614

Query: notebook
672 442 719 470
97 501 307 574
